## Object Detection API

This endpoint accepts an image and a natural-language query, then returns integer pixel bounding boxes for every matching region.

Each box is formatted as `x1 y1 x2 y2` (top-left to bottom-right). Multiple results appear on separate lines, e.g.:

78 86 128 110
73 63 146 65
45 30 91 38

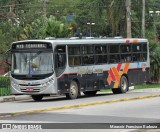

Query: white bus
7 38 150 101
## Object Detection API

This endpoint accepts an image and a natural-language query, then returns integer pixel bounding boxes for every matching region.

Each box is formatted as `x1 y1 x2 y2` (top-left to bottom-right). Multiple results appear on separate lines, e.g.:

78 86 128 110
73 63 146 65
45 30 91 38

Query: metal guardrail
0 77 11 96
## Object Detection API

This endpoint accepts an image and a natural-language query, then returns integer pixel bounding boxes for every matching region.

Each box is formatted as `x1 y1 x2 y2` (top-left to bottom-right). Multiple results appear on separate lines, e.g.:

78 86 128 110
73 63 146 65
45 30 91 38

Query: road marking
0 94 160 119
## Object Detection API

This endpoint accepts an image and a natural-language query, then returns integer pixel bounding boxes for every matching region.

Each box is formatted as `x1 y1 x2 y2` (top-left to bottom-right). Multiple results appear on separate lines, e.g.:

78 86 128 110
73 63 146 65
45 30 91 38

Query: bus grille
19 84 41 86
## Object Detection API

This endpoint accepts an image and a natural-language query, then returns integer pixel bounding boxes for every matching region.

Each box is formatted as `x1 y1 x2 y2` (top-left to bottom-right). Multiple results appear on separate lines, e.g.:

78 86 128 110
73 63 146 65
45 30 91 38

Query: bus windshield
12 51 54 75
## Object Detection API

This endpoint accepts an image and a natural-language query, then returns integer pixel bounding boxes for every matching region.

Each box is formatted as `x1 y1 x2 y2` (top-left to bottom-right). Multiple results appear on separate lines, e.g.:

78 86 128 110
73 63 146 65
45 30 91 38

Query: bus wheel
31 95 43 101
83 91 97 96
112 76 128 94
66 81 79 99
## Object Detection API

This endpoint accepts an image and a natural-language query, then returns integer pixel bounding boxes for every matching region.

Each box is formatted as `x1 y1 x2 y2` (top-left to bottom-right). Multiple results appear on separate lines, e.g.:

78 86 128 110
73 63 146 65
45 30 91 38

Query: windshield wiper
30 51 42 61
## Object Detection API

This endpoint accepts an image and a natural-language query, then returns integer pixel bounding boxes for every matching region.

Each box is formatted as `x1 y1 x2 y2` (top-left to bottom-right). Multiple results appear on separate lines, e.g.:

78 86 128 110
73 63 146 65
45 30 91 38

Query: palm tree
92 0 126 37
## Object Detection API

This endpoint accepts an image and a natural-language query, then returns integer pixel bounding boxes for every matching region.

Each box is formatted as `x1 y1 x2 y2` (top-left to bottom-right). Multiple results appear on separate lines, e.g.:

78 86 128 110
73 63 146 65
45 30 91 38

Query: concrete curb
132 88 160 93
0 95 31 103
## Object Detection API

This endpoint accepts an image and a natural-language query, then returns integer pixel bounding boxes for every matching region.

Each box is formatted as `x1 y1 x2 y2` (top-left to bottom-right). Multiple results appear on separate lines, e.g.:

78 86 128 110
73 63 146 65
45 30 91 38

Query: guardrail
0 76 11 96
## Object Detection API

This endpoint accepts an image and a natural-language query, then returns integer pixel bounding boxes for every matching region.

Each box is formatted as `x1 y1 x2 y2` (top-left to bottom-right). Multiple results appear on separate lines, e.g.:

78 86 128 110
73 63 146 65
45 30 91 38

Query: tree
23 15 72 39
23 16 47 39
149 39 160 82
46 15 72 38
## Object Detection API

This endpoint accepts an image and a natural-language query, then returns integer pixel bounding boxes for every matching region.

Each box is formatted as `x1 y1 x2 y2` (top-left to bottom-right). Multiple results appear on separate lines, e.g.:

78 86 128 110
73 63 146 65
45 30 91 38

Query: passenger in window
110 55 119 63
83 56 88 64
126 56 131 62
140 54 146 61
74 57 80 65
121 46 125 52
95 47 101 54
114 55 119 62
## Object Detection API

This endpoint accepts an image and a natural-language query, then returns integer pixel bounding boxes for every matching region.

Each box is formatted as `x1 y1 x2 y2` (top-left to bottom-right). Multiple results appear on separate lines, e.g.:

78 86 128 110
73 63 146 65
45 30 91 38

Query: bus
7 38 150 101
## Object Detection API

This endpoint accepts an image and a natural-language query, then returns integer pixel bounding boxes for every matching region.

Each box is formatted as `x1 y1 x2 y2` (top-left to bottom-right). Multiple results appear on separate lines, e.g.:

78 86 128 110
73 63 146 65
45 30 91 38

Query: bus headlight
11 81 20 88
42 83 47 87
42 79 54 87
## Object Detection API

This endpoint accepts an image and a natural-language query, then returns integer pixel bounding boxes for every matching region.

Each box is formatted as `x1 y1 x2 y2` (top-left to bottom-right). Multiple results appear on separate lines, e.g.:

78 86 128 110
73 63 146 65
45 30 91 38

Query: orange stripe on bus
123 63 130 74
133 39 138 43
112 67 120 83
107 76 112 85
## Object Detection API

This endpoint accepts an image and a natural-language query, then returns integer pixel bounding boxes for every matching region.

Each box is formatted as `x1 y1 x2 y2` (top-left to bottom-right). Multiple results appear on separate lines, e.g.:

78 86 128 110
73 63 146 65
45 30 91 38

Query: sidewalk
0 87 160 103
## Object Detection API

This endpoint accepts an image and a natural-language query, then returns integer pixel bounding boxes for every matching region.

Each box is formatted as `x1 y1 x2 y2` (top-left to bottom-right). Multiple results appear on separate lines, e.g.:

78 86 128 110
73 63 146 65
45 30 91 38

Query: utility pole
43 0 48 17
126 0 132 38
142 0 145 38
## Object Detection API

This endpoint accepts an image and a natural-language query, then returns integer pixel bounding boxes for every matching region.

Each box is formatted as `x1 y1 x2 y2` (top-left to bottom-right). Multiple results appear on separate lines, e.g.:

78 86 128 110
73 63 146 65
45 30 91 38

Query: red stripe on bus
109 69 116 81
117 63 122 72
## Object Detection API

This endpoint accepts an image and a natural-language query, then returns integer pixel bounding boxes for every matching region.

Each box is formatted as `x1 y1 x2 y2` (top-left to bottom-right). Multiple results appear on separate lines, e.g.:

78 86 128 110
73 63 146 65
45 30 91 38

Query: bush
0 76 11 96
149 39 160 83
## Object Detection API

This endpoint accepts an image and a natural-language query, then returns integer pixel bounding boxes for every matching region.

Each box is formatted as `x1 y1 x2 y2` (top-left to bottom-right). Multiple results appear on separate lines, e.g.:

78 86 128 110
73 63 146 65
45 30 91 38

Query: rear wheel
83 91 98 96
66 81 79 99
31 95 43 101
112 76 128 94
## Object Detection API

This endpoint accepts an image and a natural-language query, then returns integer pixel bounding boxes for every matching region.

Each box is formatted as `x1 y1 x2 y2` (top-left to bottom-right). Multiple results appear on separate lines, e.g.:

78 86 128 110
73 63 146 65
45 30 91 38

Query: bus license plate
26 88 34 92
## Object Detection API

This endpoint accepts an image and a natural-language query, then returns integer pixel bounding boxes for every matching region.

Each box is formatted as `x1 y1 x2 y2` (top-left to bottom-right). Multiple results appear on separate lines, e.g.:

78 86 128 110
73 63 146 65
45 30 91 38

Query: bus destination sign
15 44 47 49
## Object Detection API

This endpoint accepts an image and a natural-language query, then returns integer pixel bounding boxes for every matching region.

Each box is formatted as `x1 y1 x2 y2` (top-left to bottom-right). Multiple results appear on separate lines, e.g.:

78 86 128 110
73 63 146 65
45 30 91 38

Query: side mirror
4 49 11 66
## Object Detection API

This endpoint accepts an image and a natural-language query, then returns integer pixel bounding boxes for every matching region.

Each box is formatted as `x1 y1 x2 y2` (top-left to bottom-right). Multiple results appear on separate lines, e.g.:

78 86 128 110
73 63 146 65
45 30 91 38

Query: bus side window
57 53 65 67
109 55 120 63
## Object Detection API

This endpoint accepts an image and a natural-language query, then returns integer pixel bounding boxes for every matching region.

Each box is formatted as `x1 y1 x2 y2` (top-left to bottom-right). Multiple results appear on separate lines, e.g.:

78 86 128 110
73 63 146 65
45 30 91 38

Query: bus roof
12 38 148 45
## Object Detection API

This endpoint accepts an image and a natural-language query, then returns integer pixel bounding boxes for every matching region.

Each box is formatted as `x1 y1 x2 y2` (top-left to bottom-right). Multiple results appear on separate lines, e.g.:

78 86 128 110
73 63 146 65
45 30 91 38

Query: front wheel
66 81 79 99
112 76 128 94
31 95 43 101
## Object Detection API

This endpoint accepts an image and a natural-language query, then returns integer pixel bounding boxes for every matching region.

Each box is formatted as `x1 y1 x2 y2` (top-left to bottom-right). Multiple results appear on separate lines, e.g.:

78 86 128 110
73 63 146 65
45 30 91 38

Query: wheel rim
121 78 127 91
70 85 77 97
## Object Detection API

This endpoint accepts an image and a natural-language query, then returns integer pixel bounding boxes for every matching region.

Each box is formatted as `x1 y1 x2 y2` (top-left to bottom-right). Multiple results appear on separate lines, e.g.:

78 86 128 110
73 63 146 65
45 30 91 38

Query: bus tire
83 91 97 96
112 76 128 94
31 95 43 101
66 81 79 99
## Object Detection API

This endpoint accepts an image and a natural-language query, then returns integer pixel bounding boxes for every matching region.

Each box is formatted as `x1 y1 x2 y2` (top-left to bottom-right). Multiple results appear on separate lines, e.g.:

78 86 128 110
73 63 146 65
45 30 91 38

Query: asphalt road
0 89 160 114
1 96 160 123
0 89 160 131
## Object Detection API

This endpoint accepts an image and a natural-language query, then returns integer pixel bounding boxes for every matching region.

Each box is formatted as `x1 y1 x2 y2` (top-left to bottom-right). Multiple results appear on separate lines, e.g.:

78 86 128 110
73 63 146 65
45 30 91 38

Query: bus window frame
108 44 121 64
54 45 67 77
81 44 95 66
120 44 132 63
94 44 108 65
68 44 82 67
132 42 148 62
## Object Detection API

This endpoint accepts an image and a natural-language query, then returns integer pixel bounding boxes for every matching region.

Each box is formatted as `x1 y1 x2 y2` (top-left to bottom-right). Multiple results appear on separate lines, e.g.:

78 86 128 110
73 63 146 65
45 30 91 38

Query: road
0 89 160 131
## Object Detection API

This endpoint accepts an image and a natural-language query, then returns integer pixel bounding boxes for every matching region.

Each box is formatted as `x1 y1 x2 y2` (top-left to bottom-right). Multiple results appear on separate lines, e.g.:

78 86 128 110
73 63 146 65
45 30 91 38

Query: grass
100 89 112 93
0 87 11 96
134 83 160 89
100 83 160 93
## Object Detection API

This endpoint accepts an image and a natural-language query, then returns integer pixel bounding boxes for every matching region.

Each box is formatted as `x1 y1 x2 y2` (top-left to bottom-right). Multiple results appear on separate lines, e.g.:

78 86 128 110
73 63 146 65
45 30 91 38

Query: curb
0 95 31 103
0 94 160 119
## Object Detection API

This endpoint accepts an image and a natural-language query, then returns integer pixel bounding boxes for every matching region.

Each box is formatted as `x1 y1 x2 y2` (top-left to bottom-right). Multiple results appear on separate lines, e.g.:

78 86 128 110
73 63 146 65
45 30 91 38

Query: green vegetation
134 83 160 89
100 89 112 93
0 76 11 96
100 83 160 92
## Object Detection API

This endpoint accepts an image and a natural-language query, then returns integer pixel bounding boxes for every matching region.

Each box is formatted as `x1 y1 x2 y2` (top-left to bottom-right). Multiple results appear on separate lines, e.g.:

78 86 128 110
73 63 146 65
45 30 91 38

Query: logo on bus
107 63 130 88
